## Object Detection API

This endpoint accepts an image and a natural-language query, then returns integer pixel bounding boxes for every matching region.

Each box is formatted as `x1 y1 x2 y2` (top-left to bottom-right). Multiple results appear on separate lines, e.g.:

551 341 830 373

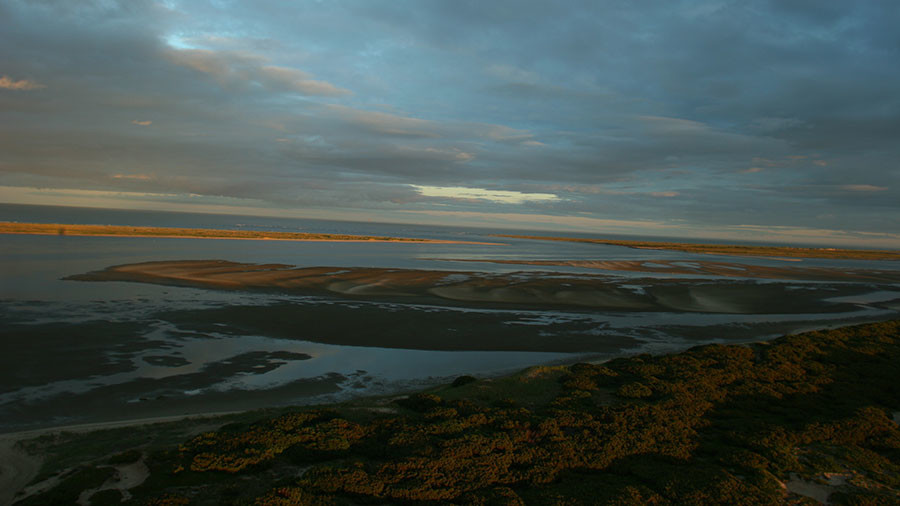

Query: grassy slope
492 234 900 261
18 321 900 505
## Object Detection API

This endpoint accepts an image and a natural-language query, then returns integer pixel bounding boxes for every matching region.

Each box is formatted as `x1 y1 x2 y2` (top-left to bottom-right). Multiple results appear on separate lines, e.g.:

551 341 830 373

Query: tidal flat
2 213 899 471
3 245 898 436
7 321 900 504
68 259 895 313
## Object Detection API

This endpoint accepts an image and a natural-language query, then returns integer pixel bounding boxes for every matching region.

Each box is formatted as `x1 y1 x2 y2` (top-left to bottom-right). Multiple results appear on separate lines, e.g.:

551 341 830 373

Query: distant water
1 203 898 432
0 202 851 248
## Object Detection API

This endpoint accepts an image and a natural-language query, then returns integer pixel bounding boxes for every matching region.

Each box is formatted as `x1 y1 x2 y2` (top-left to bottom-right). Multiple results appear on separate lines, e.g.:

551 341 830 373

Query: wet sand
3 259 891 436
67 260 887 315
0 222 499 245
434 258 900 283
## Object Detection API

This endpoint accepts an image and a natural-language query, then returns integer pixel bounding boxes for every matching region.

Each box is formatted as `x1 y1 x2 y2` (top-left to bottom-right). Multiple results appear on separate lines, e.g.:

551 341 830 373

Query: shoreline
0 314 880 439
9 321 900 504
67 259 898 314
0 411 248 506
0 222 502 245
3 313 891 438
429 257 900 282
492 234 900 261
0 410 245 440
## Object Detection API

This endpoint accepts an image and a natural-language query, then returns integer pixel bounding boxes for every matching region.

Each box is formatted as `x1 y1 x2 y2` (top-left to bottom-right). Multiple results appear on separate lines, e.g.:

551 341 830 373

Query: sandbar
433 257 900 283
68 259 886 314
492 234 900 261
0 221 500 245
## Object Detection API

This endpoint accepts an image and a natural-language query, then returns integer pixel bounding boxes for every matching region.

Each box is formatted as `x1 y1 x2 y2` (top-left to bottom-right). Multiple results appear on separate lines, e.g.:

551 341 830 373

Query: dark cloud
0 0 897 243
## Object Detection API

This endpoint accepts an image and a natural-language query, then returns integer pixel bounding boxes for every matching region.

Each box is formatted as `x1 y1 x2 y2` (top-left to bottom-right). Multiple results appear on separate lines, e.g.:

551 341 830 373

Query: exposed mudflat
4 257 897 436
67 259 888 314
432 257 900 282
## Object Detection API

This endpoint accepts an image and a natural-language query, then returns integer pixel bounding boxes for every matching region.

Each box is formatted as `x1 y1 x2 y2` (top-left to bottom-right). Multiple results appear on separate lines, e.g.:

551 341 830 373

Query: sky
1 0 898 246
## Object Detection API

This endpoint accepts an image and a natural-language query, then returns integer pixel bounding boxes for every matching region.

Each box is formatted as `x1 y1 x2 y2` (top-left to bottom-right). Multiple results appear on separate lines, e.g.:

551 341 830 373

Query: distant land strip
491 234 900 261
0 222 500 245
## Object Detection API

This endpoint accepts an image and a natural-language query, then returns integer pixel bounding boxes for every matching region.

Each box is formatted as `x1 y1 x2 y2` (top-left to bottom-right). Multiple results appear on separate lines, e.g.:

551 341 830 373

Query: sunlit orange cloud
131 120 152 126
0 75 45 90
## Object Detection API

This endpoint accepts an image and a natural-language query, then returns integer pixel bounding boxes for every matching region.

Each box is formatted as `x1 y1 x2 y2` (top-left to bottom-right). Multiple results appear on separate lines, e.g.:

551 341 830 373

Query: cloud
326 104 439 137
166 48 350 96
480 124 536 144
412 185 560 204
400 209 685 236
112 173 152 180
485 63 540 84
0 75 45 90
0 0 897 244
131 120 152 126
840 184 888 192
259 65 351 96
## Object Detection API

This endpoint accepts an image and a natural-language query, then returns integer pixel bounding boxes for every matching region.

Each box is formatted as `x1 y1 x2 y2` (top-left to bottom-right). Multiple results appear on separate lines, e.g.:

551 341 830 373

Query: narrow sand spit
0 221 501 245
68 260 877 314
489 234 900 261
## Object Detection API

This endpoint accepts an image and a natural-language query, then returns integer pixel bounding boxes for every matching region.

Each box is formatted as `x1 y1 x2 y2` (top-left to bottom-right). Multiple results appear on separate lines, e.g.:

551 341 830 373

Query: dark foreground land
9 321 900 505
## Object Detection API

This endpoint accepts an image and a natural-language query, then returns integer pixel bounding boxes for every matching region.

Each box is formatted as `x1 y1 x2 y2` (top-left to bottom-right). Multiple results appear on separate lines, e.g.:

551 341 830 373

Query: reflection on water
1 205 899 432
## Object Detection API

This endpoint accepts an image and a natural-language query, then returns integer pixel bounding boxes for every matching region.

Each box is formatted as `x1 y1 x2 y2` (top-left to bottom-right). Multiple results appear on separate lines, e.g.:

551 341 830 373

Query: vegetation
0 222 477 244
492 234 900 260
17 321 900 504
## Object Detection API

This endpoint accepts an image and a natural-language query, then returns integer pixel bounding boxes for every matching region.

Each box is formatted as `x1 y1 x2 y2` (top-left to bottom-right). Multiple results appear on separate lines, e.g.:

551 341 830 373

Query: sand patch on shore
76 458 149 505
783 472 851 504
68 260 874 315
0 436 42 505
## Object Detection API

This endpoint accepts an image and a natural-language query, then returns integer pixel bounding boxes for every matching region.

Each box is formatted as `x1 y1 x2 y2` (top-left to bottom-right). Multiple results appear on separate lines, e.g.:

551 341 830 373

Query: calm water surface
1 204 898 432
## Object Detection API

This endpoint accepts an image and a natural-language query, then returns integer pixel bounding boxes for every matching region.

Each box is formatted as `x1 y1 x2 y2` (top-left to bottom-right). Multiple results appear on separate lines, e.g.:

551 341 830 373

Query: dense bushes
152 321 900 503
26 321 900 504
